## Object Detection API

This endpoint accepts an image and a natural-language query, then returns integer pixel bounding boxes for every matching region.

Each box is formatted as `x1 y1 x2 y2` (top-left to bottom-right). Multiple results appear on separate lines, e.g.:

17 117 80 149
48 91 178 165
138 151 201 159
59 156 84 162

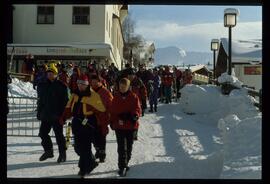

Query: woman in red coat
110 78 142 176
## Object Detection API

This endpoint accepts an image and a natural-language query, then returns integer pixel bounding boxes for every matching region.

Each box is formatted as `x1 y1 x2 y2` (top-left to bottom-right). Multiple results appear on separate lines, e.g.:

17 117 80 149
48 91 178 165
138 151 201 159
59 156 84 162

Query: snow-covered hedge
217 72 243 88
179 84 258 123
8 78 37 98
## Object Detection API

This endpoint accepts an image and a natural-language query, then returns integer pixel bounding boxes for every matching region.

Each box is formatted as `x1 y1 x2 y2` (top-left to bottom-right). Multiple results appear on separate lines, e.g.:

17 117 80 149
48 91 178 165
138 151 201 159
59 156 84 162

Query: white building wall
104 5 124 68
12 4 126 69
234 65 262 90
13 5 106 44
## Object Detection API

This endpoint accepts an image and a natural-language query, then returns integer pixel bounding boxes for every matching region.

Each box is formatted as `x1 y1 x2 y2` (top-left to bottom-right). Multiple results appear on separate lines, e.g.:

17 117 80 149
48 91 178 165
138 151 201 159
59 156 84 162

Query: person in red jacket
109 78 142 176
90 74 113 163
58 64 70 87
182 69 193 86
161 66 174 104
69 67 81 93
174 66 182 100
127 68 147 141
127 68 147 117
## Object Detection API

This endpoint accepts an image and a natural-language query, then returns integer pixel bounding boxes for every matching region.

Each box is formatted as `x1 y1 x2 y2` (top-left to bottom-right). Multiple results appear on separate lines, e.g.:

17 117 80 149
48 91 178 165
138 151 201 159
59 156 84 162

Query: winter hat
47 63 58 75
77 74 89 85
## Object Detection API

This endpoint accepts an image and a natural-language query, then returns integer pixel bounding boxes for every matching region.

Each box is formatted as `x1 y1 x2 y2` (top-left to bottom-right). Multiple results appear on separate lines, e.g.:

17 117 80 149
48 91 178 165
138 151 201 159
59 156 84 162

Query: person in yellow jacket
60 74 106 178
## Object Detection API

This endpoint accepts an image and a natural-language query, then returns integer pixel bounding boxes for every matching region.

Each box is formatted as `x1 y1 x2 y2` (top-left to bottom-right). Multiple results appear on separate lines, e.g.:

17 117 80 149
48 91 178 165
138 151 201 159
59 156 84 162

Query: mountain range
154 46 213 66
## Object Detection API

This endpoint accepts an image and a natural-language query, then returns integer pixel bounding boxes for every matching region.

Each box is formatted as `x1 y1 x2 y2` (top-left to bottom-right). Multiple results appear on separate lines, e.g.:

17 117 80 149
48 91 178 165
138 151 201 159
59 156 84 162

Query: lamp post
211 39 219 80
224 8 239 75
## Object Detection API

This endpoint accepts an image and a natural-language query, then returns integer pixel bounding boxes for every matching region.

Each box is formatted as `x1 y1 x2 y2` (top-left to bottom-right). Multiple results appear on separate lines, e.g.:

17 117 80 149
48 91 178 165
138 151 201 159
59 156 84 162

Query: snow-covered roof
189 64 213 73
224 8 240 15
220 38 262 63
178 64 211 73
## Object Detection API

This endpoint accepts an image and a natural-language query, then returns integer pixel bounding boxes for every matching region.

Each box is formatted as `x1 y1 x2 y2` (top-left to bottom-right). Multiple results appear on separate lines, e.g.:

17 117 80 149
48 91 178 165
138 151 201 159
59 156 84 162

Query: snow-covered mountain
154 46 212 66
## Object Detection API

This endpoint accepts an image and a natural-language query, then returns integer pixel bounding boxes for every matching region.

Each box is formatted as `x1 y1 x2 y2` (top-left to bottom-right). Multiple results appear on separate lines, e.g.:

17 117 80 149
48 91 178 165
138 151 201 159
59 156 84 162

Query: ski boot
154 105 157 112
39 149 54 161
88 161 99 173
57 151 66 163
118 167 128 177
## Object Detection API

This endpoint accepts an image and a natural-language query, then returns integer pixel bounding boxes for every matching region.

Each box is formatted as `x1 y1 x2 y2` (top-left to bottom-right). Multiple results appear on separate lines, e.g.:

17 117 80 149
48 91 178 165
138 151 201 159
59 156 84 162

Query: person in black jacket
37 64 68 163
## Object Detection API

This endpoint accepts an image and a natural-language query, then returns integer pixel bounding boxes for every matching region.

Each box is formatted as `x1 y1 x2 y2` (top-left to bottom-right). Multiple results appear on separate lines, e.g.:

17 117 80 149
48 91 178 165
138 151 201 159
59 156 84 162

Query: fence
9 72 33 82
193 73 209 84
218 83 262 112
244 87 262 111
7 96 70 137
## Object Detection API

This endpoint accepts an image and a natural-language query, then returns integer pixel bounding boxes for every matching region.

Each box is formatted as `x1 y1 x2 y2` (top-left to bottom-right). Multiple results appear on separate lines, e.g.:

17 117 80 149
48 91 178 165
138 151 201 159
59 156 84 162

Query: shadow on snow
130 103 223 179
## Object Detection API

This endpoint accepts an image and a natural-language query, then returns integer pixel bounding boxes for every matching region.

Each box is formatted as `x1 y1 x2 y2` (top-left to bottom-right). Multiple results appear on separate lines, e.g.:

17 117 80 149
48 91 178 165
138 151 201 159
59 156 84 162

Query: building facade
216 38 262 90
8 4 128 72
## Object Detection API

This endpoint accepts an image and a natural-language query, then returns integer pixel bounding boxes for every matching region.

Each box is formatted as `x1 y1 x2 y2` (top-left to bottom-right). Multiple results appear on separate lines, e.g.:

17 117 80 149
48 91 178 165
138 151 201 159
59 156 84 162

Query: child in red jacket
109 78 142 176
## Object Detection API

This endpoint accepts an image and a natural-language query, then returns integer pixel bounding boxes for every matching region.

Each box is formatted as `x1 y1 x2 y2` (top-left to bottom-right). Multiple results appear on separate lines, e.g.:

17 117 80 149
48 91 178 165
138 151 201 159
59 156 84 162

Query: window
244 66 261 75
72 6 90 24
37 6 54 24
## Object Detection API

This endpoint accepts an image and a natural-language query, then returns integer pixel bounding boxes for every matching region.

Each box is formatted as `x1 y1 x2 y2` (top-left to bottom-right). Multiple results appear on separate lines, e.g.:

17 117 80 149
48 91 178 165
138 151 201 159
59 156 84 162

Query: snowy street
7 78 261 179
7 4 262 180
7 102 223 178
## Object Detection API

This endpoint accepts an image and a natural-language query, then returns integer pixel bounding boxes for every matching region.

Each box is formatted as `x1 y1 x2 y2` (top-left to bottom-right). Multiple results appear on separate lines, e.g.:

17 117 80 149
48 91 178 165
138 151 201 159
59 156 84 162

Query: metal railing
218 83 262 112
7 96 70 137
243 87 262 111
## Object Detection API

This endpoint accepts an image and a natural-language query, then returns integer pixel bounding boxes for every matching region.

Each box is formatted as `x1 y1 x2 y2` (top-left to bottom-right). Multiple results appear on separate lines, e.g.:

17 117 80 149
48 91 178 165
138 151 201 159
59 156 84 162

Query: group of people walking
34 61 193 178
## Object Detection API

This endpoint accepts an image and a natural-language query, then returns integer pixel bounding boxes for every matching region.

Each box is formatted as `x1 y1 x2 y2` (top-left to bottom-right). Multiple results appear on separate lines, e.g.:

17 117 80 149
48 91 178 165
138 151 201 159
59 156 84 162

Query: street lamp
224 8 239 75
211 39 219 80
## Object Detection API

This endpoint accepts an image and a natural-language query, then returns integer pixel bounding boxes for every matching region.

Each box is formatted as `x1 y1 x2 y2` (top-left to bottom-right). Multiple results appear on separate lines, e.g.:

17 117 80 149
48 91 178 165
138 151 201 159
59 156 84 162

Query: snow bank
217 72 243 88
218 115 261 179
8 78 37 98
179 84 258 124
179 84 222 114
179 83 261 179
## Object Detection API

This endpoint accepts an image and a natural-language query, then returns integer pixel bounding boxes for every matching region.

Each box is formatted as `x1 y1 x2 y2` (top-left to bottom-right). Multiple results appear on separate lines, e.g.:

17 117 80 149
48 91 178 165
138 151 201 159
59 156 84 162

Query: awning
7 43 112 56
7 42 119 68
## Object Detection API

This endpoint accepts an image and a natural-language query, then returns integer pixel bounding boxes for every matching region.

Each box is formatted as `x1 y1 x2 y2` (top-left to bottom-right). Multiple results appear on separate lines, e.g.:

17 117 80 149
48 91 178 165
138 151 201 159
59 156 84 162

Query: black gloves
118 112 138 124
130 114 139 124
118 112 130 121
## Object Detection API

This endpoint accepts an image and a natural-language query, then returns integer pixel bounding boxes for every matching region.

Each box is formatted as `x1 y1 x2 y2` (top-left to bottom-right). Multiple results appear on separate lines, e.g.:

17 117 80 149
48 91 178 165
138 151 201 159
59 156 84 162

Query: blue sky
130 5 262 52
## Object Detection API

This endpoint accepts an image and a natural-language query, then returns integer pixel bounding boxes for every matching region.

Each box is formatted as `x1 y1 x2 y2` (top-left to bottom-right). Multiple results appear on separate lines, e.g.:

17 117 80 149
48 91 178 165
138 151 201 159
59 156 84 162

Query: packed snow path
7 102 223 178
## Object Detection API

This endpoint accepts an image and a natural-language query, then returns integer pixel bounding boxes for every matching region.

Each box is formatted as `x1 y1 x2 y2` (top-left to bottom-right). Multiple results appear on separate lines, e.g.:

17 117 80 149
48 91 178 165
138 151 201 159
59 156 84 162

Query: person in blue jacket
147 68 161 112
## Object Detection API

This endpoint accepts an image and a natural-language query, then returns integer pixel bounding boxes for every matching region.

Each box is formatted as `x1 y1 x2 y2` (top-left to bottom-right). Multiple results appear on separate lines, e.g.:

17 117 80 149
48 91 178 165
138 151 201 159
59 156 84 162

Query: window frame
37 6 55 24
72 6 90 25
